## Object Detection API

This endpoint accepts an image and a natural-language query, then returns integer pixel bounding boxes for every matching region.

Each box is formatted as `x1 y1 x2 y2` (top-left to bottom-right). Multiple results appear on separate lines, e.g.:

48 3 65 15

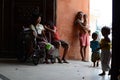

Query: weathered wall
56 0 90 60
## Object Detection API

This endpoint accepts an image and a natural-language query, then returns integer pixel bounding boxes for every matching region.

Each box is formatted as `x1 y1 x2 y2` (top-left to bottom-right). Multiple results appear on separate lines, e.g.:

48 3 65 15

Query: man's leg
51 40 62 63
60 40 69 63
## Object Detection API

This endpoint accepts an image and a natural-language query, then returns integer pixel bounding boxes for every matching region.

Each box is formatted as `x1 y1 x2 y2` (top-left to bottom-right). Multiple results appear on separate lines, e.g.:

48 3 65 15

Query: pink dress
79 32 89 46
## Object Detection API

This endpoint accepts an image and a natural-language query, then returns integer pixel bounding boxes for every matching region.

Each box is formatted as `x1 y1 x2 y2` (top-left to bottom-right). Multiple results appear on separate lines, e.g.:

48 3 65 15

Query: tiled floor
0 59 111 80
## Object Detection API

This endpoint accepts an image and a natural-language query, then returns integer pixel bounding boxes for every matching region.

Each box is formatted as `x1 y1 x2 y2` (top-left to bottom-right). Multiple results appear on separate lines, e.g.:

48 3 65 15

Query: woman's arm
77 19 85 28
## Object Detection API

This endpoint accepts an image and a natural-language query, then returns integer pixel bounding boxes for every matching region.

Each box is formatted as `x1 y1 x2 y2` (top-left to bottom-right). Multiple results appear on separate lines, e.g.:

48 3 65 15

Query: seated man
45 21 69 63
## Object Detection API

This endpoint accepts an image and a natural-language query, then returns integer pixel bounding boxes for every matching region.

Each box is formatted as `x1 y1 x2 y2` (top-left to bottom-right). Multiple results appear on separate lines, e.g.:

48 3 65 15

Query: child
99 26 111 76
45 21 69 63
90 32 100 67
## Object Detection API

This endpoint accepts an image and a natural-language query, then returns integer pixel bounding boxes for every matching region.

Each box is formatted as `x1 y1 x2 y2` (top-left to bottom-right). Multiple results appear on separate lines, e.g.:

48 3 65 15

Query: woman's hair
30 13 42 24
74 11 83 26
75 11 83 20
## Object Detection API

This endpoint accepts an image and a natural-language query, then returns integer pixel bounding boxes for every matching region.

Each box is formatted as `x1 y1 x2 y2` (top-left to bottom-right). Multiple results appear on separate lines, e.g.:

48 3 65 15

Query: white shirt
30 24 45 37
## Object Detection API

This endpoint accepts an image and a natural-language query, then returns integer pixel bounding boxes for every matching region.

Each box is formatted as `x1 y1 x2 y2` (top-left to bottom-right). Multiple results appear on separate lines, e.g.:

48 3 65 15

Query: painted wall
56 0 90 60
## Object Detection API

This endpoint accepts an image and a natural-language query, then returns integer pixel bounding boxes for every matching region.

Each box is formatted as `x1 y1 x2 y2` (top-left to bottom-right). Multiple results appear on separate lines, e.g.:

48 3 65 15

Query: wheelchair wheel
39 58 45 64
17 54 27 62
32 49 40 65
50 57 56 63
16 28 34 63
32 55 39 65
16 47 28 62
39 48 46 64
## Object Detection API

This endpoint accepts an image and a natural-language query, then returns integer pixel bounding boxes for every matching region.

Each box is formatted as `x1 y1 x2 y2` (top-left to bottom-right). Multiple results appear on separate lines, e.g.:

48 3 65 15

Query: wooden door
0 0 56 58
0 0 2 51
0 0 14 57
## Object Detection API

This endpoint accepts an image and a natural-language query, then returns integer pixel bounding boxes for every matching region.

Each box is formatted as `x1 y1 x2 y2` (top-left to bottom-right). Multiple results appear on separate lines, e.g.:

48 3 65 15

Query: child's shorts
91 52 100 62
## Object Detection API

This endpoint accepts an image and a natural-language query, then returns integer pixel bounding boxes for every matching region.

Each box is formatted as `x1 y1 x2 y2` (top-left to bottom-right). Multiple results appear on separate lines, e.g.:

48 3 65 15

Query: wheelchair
16 27 46 65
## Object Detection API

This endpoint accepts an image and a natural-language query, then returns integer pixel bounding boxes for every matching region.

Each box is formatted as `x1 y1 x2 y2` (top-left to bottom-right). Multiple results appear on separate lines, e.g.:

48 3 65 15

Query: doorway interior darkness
0 0 56 58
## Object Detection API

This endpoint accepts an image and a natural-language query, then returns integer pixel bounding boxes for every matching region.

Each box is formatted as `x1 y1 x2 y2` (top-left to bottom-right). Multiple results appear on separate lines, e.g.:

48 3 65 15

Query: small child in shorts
90 32 100 67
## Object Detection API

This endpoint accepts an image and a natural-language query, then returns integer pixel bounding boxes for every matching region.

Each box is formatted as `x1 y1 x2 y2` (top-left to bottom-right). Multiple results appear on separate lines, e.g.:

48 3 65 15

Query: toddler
90 32 100 67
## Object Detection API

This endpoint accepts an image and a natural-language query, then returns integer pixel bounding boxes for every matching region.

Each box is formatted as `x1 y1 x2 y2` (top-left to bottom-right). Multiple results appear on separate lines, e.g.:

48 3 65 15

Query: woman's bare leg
80 46 84 61
83 46 87 61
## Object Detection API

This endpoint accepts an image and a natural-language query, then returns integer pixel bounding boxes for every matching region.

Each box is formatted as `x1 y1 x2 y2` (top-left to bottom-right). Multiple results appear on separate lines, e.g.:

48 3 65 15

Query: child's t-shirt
90 40 100 53
100 39 111 51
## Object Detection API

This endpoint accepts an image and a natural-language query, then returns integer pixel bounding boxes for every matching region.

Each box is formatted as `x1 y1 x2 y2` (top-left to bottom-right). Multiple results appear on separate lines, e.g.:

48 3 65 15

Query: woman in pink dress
74 11 90 61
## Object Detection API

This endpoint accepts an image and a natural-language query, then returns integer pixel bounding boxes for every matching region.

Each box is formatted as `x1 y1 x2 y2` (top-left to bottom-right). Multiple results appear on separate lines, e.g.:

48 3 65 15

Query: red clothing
53 26 60 40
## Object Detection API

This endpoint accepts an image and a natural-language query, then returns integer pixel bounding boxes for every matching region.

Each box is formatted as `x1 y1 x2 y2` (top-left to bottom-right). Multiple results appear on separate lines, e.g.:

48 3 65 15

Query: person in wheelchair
16 25 35 63
30 13 55 64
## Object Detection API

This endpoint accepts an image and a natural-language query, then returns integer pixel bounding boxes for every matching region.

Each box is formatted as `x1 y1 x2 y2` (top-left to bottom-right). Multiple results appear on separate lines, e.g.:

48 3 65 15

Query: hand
44 25 47 29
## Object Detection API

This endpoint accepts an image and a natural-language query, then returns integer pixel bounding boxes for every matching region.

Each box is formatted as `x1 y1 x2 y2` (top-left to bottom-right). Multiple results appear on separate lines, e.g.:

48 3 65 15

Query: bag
46 43 53 50
46 43 55 55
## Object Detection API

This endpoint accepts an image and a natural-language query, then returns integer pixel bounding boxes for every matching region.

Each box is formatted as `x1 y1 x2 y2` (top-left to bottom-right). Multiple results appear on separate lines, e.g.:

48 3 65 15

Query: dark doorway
0 0 56 58
111 0 120 80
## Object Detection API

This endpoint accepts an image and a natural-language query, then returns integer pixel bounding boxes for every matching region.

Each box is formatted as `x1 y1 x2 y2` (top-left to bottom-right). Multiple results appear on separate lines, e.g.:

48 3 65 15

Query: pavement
0 59 111 80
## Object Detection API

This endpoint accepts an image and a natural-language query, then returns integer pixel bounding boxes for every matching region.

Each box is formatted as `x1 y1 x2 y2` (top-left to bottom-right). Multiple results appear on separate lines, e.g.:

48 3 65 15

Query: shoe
43 61 50 64
82 58 88 62
99 72 105 76
62 59 69 63
57 57 62 63
63 60 69 63
81 58 84 61
83 60 88 62
58 60 62 63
